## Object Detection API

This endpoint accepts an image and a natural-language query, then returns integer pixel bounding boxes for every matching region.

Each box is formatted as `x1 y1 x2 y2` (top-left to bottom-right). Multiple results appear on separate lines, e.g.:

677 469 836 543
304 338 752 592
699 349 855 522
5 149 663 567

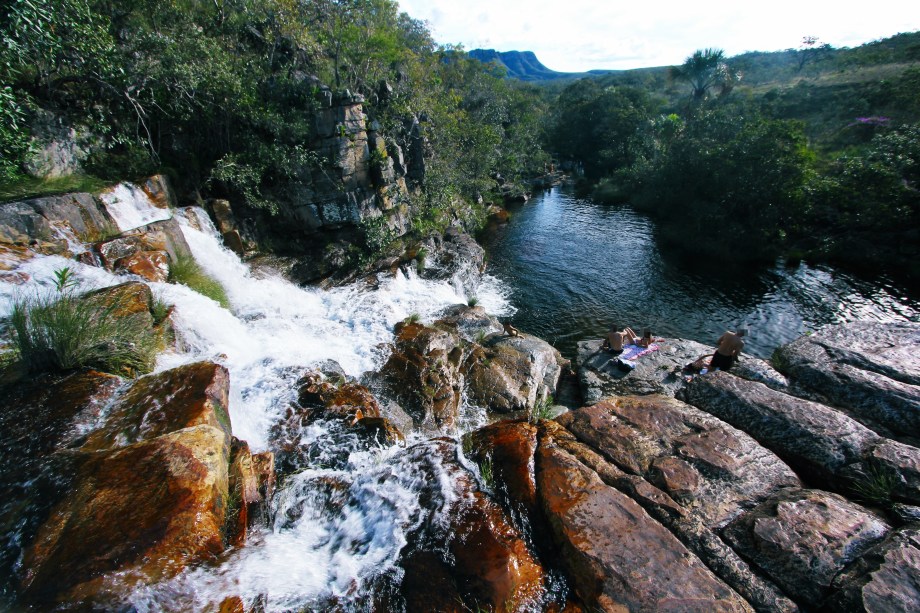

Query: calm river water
480 186 920 359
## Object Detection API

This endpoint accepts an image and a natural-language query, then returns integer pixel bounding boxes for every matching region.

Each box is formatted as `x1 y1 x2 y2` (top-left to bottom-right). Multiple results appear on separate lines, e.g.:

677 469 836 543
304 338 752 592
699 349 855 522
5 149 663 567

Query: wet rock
773 321 920 440
378 320 466 430
20 424 230 608
827 527 920 612
226 438 275 547
577 337 787 404
417 228 485 295
393 439 545 612
96 217 191 271
435 304 504 342
466 332 568 413
0 193 114 247
723 488 890 607
142 174 177 210
81 361 231 451
114 249 170 282
272 372 401 473
466 419 540 528
683 371 920 504
534 437 752 611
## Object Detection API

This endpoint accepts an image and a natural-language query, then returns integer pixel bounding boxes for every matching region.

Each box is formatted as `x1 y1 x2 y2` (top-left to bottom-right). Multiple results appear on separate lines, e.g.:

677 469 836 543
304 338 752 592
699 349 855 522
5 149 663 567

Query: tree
670 48 739 101
795 36 832 72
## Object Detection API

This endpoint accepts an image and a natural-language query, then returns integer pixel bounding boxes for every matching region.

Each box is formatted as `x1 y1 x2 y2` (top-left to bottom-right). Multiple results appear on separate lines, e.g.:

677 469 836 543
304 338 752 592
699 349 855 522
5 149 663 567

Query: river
480 186 920 359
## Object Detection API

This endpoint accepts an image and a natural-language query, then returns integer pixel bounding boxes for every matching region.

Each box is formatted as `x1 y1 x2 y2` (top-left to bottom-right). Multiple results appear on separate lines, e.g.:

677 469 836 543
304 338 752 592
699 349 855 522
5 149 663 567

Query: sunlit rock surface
774 321 920 441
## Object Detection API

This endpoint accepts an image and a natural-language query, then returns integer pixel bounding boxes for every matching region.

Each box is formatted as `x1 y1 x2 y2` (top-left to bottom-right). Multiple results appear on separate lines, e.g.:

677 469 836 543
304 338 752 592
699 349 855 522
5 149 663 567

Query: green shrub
467 296 479 307
9 283 159 375
528 395 555 423
168 256 230 308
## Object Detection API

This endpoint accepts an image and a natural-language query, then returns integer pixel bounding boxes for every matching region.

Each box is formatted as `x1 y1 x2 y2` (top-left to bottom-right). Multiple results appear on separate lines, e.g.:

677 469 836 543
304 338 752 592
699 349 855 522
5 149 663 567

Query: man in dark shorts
602 324 638 354
710 328 746 371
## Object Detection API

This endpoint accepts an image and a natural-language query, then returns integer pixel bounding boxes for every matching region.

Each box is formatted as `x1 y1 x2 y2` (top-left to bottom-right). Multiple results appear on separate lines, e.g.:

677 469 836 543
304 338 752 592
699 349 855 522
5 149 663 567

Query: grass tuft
8 279 160 375
0 174 109 204
528 394 555 423
168 255 230 308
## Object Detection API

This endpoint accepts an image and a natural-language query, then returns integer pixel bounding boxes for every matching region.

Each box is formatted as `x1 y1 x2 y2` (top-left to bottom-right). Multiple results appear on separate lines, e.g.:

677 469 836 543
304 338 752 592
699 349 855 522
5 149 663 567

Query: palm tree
670 48 738 101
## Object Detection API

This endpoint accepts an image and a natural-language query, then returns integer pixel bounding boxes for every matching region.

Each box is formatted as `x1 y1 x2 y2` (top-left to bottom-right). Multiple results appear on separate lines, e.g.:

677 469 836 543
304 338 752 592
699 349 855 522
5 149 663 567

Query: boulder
378 320 466 430
827 527 920 612
683 371 920 504
723 488 891 607
142 174 178 210
773 321 920 441
534 437 752 612
466 332 568 413
81 361 231 451
271 372 402 473
96 217 191 272
577 337 787 404
466 419 540 528
542 413 799 612
434 304 504 342
226 438 275 547
20 424 230 608
417 228 486 295
391 439 545 612
0 193 114 247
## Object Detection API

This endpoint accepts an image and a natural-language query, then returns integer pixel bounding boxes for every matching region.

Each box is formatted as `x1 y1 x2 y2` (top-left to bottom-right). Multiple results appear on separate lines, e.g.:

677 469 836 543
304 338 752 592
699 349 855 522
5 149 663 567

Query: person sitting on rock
503 322 520 337
602 324 638 354
636 327 654 348
710 328 746 371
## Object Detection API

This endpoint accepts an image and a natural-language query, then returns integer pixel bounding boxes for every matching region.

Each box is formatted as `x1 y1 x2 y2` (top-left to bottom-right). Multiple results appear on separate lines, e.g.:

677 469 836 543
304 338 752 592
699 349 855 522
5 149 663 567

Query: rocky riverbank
0 175 918 611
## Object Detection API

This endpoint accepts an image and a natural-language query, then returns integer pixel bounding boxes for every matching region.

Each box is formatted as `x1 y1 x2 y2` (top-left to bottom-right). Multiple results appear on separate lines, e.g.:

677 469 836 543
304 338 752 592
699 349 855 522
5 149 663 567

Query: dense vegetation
546 34 920 277
0 0 548 233
2 0 917 279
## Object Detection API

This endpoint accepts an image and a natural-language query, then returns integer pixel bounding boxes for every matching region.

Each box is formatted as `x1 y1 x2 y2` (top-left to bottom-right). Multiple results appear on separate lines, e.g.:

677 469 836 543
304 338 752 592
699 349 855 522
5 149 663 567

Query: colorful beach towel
619 343 659 361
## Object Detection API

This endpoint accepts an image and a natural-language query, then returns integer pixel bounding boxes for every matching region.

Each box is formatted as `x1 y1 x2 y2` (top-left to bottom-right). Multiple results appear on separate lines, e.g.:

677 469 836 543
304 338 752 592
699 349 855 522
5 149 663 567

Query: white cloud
397 0 920 71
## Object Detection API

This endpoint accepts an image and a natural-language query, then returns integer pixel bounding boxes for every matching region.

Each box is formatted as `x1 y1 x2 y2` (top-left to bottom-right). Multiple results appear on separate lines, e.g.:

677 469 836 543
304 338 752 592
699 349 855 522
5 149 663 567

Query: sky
396 0 920 72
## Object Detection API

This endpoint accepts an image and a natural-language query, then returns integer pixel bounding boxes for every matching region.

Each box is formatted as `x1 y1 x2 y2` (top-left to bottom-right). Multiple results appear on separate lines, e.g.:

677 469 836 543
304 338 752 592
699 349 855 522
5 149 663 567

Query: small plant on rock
851 463 899 508
528 395 555 423
168 255 230 308
467 296 479 307
405 313 421 324
478 455 494 490
8 270 160 375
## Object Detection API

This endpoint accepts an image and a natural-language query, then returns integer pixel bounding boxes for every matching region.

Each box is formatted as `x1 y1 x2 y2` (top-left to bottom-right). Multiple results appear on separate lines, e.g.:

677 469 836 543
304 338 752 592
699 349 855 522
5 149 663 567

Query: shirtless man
710 328 746 371
602 324 638 353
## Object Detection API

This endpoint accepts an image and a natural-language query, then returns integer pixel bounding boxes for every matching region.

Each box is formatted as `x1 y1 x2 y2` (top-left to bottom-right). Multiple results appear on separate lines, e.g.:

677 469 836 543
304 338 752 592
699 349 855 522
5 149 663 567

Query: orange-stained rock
85 281 154 319
297 371 382 422
96 217 191 269
142 174 177 210
20 424 230 608
114 249 170 282
226 438 275 547
467 419 539 522
356 416 405 445
81 361 231 451
535 438 752 612
218 595 245 613
393 439 545 612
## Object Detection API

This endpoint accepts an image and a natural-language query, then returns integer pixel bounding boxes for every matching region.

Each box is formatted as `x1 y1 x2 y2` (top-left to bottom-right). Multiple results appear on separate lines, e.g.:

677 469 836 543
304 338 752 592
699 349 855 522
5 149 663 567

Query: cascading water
0 189 514 611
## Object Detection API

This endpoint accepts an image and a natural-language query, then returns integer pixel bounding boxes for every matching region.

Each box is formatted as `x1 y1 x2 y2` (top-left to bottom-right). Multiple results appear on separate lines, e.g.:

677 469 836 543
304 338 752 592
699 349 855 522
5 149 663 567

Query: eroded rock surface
577 337 787 403
774 321 920 441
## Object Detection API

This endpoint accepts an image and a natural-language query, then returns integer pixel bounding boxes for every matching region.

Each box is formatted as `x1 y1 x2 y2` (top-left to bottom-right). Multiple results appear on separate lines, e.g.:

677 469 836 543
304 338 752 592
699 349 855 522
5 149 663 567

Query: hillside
469 49 618 81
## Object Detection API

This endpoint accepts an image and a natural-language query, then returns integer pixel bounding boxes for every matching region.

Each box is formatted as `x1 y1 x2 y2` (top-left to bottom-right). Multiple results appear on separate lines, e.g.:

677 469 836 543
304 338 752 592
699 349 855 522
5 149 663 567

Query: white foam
99 183 172 231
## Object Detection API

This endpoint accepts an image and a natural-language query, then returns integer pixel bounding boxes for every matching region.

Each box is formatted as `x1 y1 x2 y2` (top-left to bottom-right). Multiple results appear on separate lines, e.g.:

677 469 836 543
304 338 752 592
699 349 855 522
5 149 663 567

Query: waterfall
99 183 172 231
0 190 514 611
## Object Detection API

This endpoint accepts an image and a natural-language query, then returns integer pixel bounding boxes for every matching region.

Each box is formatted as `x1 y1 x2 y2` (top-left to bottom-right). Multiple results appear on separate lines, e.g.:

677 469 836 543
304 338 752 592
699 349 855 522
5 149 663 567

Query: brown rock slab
114 249 170 282
723 488 890 607
20 424 230 607
535 439 751 611
828 527 920 612
81 361 231 451
557 395 801 527
683 371 920 504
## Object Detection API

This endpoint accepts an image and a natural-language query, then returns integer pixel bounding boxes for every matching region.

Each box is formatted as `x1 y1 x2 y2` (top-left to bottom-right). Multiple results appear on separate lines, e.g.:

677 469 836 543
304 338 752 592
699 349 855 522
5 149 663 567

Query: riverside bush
9 285 159 375
168 256 230 309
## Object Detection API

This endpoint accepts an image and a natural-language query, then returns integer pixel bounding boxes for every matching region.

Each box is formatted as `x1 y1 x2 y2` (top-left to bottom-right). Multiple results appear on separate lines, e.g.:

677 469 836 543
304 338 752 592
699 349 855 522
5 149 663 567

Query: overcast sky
396 0 920 71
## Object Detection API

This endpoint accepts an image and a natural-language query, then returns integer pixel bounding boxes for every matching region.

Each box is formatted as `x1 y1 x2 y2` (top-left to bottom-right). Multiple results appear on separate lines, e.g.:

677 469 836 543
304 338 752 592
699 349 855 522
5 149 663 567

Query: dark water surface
480 186 920 359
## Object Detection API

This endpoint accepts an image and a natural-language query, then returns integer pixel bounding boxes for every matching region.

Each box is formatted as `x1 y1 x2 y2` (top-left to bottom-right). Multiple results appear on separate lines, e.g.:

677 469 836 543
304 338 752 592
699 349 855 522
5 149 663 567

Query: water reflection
480 186 920 359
